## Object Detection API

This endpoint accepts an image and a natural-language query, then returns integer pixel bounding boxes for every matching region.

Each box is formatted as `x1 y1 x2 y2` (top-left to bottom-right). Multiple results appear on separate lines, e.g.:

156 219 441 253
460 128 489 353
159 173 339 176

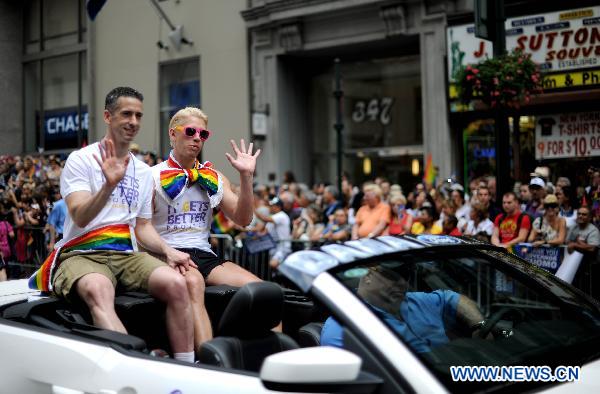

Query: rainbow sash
158 155 222 208
28 224 135 292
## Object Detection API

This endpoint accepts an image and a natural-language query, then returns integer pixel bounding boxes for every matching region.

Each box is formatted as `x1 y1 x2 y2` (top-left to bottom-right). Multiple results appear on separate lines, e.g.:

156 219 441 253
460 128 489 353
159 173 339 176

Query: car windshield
330 247 600 392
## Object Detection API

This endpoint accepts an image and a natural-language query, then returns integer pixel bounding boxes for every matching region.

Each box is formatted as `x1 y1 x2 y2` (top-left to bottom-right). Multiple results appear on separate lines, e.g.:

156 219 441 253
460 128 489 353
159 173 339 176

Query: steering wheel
478 307 525 339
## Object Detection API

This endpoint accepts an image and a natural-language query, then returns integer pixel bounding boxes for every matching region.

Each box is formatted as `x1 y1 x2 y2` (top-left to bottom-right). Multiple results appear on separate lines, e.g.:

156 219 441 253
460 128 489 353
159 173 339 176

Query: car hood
0 279 41 306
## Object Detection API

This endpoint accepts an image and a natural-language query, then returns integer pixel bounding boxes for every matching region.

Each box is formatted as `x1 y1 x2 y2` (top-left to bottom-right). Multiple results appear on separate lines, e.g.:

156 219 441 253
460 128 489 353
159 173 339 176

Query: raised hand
225 139 261 176
93 139 130 188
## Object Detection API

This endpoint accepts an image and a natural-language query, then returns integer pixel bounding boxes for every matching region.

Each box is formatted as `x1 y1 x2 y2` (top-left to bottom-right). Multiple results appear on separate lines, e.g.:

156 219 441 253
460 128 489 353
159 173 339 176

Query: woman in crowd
528 194 567 246
556 185 577 229
292 204 325 243
386 194 412 236
463 202 494 242
320 208 352 242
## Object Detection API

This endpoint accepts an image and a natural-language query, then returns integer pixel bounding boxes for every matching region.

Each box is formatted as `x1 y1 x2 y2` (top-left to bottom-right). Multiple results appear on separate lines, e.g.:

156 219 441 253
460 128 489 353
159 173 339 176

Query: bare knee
185 269 206 294
152 271 189 304
77 276 114 309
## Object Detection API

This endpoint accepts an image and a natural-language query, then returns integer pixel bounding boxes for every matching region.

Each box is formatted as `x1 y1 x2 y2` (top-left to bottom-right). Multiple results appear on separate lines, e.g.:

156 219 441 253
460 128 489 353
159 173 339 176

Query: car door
0 319 276 394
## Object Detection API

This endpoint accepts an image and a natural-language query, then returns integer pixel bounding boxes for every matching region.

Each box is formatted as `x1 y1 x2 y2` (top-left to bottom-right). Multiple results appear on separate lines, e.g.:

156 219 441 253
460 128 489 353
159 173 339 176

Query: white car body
1 235 599 393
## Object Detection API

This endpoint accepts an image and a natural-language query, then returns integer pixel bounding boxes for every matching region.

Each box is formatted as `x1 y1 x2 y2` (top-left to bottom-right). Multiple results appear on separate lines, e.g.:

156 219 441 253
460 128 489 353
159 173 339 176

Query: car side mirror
260 347 382 393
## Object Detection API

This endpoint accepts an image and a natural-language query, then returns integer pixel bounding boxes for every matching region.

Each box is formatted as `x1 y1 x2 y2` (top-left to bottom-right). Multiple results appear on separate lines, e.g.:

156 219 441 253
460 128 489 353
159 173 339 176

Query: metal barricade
208 235 322 281
5 225 46 280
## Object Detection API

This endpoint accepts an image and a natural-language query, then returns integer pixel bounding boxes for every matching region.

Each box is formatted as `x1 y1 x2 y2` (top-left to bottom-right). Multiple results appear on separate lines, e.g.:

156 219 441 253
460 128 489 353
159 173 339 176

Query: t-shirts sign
535 111 600 159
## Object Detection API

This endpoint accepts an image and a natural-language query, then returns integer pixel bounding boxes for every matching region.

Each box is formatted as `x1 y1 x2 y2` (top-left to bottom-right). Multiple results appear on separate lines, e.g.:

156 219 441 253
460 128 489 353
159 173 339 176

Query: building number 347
351 97 395 125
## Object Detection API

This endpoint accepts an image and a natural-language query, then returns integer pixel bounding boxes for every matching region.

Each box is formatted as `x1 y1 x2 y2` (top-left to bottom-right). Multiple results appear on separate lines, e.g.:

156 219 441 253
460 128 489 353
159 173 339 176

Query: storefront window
159 58 201 158
310 55 422 185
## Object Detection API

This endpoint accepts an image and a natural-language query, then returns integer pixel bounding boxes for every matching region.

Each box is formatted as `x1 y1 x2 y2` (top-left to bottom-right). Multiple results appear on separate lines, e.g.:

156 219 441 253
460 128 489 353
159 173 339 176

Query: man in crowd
322 185 342 224
352 184 391 239
151 107 263 351
525 177 546 220
566 205 599 258
255 196 292 269
491 192 531 249
477 185 501 222
29 87 196 363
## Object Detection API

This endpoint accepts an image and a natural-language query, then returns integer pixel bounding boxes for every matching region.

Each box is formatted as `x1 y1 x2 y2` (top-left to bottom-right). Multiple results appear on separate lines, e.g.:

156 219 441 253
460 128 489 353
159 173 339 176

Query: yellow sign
542 69 600 90
448 69 600 100
559 9 593 21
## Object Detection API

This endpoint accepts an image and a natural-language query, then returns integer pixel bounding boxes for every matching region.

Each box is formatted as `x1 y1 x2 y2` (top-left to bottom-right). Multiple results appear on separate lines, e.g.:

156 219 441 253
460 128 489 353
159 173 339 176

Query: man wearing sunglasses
151 107 263 354
29 87 197 363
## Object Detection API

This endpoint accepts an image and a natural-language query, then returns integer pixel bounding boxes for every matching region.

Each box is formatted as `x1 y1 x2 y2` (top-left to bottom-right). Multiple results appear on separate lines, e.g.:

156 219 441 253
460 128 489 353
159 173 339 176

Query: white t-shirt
58 142 153 248
464 218 494 237
266 210 291 252
151 161 214 253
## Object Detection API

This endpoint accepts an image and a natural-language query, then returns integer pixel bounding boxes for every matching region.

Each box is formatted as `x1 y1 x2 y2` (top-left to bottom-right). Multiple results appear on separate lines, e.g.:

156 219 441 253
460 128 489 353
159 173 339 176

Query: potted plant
455 49 543 108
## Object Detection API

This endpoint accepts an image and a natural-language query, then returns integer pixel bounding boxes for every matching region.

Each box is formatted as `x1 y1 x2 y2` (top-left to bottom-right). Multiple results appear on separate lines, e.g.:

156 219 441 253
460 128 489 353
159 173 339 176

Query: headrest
218 282 283 338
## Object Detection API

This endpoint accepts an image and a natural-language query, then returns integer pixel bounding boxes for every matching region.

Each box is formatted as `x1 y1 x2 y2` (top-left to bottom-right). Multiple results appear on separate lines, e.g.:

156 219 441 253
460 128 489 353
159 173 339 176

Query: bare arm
456 295 485 328
67 140 129 228
219 139 260 227
254 208 274 223
134 217 196 274
547 218 566 246
503 226 530 248
491 226 501 246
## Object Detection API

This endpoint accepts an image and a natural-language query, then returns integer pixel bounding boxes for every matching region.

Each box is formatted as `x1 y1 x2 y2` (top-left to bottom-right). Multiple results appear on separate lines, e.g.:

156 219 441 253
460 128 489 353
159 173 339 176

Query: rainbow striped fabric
211 209 234 235
159 157 220 202
28 224 134 292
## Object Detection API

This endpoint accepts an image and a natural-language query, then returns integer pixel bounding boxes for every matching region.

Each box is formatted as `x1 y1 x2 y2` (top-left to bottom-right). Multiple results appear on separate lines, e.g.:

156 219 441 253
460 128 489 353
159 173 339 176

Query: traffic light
474 0 504 42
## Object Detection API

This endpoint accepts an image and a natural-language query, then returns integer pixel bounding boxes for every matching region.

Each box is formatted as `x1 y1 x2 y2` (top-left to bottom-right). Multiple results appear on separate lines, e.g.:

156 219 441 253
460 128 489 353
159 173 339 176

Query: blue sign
535 22 570 32
416 235 462 245
513 243 563 274
473 147 495 159
583 17 600 26
42 107 88 150
511 16 545 27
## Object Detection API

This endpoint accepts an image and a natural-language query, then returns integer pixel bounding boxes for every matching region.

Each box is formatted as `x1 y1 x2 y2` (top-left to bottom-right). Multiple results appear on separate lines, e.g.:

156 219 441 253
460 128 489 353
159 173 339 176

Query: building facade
3 0 250 181
242 0 472 186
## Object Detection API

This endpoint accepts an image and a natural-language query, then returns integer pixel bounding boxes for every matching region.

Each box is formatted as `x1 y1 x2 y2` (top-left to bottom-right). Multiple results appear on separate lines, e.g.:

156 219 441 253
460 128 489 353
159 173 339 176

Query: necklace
120 152 135 214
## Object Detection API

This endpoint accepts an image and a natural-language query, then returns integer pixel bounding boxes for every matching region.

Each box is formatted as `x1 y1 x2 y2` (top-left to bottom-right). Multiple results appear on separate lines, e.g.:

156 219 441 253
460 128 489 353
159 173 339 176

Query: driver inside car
321 264 488 353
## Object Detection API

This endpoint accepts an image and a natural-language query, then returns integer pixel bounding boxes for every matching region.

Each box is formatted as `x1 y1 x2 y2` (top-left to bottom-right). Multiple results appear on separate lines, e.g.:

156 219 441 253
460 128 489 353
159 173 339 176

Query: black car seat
197 281 299 371
297 321 324 347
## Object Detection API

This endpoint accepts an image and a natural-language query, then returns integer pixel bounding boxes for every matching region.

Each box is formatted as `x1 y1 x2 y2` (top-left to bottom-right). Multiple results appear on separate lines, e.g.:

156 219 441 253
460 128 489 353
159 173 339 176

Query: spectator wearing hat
255 197 291 269
525 177 546 220
528 194 566 246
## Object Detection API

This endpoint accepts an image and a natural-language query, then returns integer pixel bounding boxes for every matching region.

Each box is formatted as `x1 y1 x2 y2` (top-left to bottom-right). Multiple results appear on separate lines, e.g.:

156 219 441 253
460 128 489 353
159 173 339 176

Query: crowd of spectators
1 149 599 301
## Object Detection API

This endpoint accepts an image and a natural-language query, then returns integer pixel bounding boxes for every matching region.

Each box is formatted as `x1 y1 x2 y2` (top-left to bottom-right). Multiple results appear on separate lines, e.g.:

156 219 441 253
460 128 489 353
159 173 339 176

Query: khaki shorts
52 250 167 301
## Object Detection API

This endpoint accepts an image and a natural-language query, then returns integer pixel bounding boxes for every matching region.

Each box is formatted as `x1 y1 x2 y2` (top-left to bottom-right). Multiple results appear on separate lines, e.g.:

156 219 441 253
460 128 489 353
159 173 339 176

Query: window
159 58 201 158
23 0 87 153
330 249 600 392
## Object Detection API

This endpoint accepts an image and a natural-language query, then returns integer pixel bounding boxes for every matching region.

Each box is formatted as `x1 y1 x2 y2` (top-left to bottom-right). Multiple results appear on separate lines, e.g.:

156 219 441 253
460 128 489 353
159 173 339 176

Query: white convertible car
1 235 599 393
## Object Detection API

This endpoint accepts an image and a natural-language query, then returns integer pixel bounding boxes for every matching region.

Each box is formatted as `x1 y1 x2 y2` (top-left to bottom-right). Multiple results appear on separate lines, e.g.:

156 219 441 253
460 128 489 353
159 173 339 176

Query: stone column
420 14 455 180
0 1 23 154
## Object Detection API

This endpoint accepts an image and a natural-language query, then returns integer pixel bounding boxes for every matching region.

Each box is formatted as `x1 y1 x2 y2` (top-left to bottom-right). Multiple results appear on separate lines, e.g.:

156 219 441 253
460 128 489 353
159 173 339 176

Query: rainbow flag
28 224 134 292
211 210 234 234
423 153 436 187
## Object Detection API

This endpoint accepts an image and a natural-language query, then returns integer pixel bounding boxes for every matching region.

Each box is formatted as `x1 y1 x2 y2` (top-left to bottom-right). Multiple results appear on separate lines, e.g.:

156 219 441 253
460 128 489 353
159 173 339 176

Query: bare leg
205 262 261 287
184 269 213 351
0 268 7 282
148 266 193 354
76 273 126 333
